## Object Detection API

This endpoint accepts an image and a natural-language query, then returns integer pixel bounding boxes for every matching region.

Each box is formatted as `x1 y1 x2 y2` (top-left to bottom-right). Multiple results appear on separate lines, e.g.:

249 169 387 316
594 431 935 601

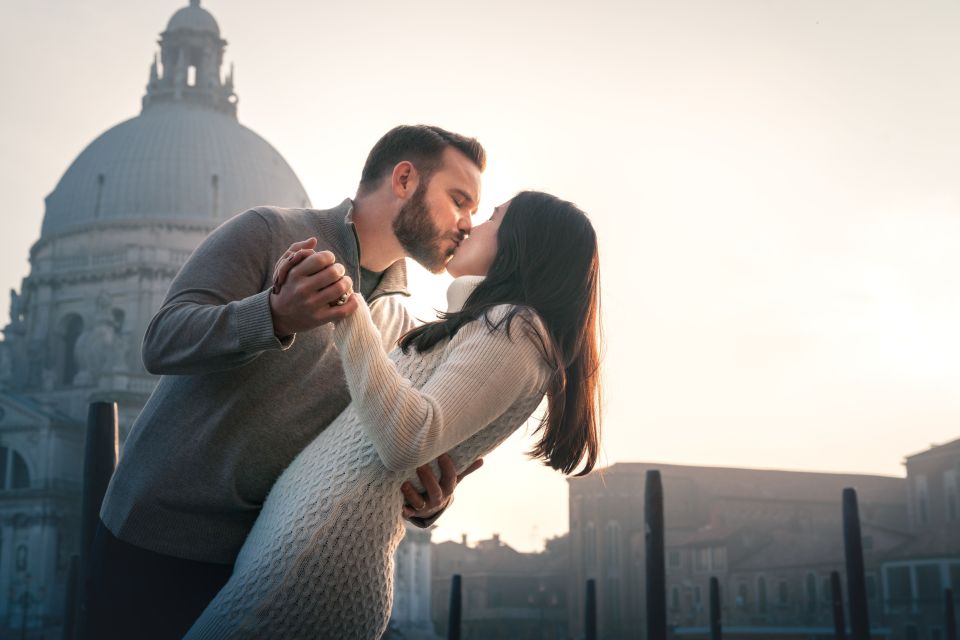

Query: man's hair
358 125 486 194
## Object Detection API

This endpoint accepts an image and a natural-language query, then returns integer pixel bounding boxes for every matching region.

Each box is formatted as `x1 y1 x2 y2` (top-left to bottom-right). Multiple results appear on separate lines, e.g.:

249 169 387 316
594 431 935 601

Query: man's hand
401 454 484 520
269 239 356 337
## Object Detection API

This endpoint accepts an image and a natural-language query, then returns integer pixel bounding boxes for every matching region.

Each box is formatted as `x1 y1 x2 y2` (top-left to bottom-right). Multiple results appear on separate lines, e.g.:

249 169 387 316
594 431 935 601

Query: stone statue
75 291 128 384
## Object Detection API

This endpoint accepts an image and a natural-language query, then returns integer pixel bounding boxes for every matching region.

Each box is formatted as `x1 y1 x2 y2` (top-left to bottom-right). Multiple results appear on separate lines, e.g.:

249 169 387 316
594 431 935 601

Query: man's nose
458 212 472 236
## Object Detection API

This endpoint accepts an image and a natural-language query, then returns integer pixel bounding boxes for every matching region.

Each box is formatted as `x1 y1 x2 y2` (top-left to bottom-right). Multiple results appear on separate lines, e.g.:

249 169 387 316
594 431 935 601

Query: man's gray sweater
100 200 414 564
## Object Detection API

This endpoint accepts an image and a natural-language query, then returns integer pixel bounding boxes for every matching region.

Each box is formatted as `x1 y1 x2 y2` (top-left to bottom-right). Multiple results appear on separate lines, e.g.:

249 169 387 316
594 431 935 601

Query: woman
184 190 602 639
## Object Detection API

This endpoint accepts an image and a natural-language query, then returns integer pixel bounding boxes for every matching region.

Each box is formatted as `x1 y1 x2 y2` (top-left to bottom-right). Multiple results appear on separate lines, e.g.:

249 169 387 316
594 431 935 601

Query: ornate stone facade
0 2 309 633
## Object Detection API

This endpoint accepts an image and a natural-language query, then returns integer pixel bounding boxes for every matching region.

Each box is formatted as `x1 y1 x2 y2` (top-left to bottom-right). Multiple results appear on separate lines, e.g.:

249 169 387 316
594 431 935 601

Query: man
86 125 486 638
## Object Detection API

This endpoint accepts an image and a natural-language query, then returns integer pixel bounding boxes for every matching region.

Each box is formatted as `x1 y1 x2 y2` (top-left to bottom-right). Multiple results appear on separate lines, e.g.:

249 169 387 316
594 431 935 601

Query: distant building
388 524 438 639
432 533 569 639
0 1 310 633
567 462 910 639
879 438 960 640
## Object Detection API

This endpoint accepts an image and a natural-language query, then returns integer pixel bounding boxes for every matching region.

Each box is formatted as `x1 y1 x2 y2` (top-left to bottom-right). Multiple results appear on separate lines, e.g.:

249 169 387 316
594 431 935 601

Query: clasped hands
268 237 483 520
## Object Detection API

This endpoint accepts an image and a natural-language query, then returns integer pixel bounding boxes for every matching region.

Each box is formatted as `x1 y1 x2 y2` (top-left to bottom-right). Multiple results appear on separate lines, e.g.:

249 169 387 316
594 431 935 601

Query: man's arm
142 210 283 375
143 211 353 375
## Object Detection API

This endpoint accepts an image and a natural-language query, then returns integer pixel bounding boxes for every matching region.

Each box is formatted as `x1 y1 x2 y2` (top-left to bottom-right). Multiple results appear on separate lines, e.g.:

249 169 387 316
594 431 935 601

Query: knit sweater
183 277 552 640
100 200 416 564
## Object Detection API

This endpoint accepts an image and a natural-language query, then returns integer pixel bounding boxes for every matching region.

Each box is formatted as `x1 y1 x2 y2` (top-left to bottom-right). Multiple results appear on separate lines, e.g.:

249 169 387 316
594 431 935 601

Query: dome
166 1 220 37
41 103 311 238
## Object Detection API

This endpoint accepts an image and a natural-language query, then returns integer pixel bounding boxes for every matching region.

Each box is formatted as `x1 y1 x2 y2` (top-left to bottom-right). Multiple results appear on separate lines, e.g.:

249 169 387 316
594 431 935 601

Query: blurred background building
0 1 310 634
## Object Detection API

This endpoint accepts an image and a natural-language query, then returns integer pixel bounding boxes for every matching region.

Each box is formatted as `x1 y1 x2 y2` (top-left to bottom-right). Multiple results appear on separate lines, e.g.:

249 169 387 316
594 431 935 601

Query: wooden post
645 469 667 640
585 578 597 640
842 488 870 640
946 588 957 640
830 570 846 640
447 574 462 640
77 401 119 639
61 555 79 640
709 576 722 640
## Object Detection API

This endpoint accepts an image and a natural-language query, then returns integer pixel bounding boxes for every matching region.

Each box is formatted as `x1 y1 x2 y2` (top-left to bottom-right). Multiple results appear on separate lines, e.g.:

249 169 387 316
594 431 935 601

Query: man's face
392 147 481 274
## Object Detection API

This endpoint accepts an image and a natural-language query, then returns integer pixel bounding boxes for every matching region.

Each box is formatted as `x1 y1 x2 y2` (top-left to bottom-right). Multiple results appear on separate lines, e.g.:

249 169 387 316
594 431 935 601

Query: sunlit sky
1 0 958 552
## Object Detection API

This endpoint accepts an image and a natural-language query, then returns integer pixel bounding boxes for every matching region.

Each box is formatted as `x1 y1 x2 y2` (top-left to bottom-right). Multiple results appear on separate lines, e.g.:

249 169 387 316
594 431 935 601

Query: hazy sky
1 0 958 552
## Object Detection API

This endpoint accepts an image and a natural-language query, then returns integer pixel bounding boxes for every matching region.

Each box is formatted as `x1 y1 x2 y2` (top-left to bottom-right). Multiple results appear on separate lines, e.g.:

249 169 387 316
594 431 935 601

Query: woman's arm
333 296 550 472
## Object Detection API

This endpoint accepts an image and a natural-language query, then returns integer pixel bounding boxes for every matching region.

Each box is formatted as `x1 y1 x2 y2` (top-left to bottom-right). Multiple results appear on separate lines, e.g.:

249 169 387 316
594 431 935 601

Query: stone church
0 2 432 634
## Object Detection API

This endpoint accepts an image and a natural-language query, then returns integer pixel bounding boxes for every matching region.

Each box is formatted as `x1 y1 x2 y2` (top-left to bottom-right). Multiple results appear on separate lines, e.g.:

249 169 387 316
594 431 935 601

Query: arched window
0 447 31 490
11 451 29 489
60 313 84 385
16 544 27 571
737 583 749 609
778 580 789 605
585 522 597 571
605 521 622 569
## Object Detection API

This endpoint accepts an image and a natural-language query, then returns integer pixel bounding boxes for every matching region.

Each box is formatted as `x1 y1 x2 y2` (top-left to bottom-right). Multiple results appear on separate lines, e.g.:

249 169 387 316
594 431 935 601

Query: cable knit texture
184 278 551 639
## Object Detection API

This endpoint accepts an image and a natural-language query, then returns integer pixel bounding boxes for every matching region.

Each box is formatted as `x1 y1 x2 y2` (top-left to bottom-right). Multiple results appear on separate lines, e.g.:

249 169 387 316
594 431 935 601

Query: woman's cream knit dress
184 278 551 639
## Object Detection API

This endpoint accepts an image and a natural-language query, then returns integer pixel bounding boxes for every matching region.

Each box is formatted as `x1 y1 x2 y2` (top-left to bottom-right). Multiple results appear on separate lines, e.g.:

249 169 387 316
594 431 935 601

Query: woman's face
446 199 510 277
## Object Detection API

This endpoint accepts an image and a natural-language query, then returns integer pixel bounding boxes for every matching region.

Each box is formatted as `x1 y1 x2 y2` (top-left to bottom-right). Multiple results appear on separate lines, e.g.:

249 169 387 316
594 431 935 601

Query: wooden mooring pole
60 555 79 640
75 401 119 640
585 578 598 640
830 570 846 640
447 574 462 640
645 469 667 640
946 588 957 640
842 488 870 640
709 576 722 640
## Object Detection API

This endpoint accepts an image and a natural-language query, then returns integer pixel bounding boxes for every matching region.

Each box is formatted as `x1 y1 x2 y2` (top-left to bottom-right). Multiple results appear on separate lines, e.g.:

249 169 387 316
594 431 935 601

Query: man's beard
392 185 458 274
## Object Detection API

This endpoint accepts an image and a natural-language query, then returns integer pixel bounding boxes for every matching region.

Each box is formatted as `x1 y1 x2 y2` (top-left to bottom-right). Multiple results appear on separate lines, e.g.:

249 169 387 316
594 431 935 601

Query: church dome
39 1 311 239
166 0 220 37
41 104 311 238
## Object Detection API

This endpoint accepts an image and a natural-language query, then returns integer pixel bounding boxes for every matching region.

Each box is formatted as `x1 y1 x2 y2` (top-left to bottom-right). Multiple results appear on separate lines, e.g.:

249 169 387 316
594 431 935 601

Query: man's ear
391 161 420 199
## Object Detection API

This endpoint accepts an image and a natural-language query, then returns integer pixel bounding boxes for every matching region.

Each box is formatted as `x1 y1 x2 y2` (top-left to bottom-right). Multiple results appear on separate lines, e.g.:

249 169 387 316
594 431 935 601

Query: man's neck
350 192 406 272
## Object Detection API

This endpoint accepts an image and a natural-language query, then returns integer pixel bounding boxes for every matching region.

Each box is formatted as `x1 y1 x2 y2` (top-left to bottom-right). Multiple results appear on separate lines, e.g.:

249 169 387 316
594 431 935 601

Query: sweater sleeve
142 209 293 375
332 297 550 472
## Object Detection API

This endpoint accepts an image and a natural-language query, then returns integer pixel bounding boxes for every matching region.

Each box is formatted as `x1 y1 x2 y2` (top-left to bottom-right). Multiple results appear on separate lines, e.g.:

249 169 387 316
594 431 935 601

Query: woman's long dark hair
399 190 602 476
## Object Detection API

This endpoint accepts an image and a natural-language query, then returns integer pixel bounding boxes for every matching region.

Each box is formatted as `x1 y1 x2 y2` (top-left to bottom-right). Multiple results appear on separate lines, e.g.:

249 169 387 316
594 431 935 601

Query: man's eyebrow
450 188 479 210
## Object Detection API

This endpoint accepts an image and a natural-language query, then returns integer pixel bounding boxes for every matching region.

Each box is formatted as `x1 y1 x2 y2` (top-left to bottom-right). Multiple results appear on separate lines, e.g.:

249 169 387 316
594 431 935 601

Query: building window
886 566 913 607
737 583 749 608
862 535 874 551
866 573 877 600
671 587 680 611
15 544 27 571
930 627 943 640
60 313 84 385
778 580 789 605
822 576 833 603
917 564 941 602
915 476 930 526
905 624 919 640
605 521 622 570
806 573 818 613
606 578 621 628
945 470 959 522
713 546 727 571
668 550 682 570
585 523 596 571
757 576 768 613
0 447 30 490
694 585 702 610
